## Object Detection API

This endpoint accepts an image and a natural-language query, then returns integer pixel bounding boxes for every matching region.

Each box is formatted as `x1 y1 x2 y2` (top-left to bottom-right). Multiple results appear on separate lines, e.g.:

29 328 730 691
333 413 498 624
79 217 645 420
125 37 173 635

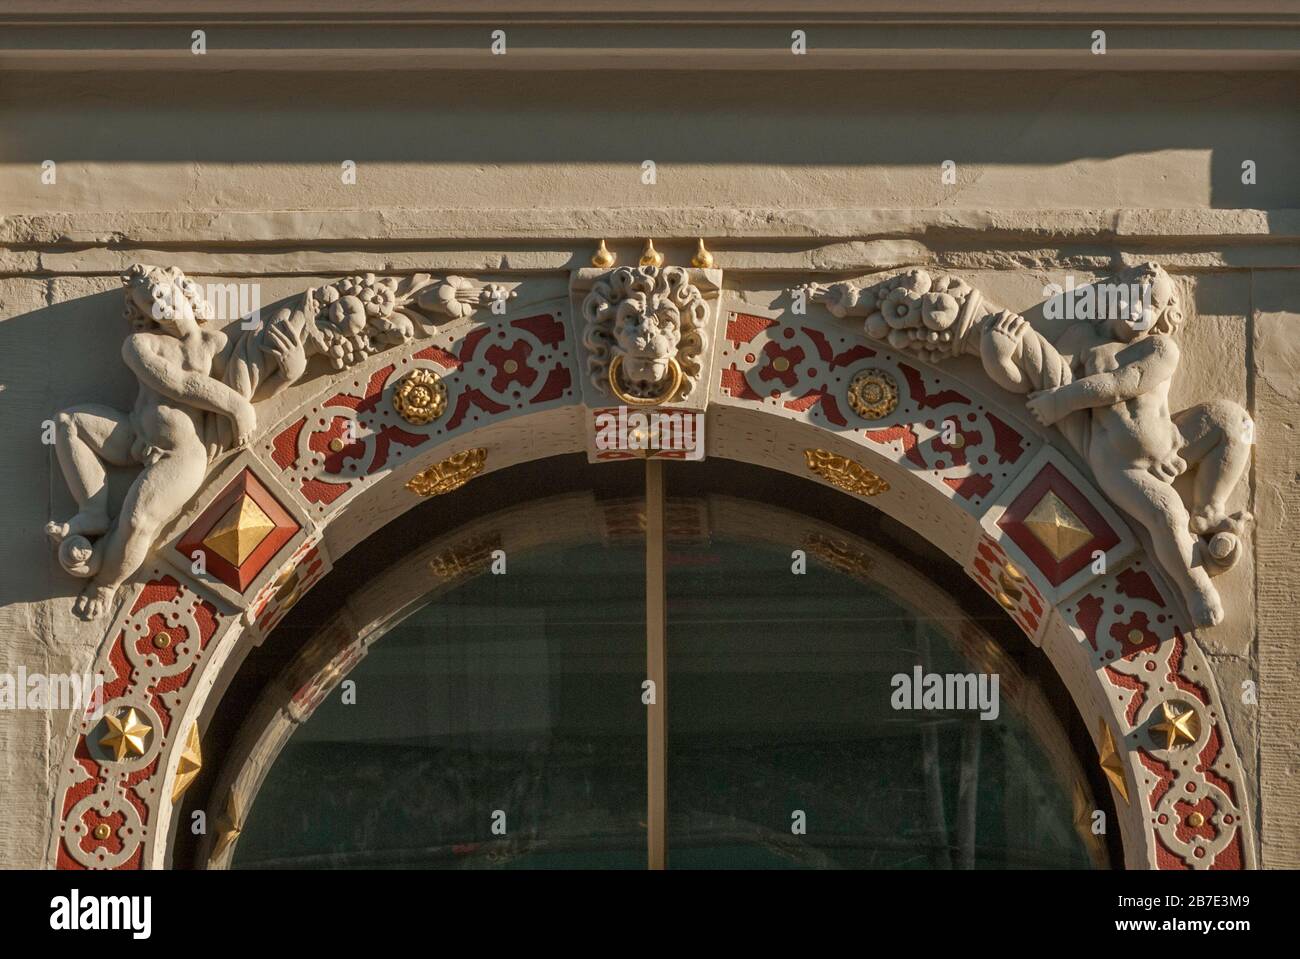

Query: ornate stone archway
48 255 1255 870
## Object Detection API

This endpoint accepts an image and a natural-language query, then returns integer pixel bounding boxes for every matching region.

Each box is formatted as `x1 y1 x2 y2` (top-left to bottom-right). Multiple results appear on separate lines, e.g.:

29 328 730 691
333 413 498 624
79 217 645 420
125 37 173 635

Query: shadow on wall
0 70 1296 209
1 288 140 608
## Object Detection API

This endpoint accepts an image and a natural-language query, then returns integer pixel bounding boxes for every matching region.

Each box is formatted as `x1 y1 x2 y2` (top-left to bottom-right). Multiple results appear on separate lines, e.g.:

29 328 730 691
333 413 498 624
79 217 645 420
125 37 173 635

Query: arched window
195 456 1112 870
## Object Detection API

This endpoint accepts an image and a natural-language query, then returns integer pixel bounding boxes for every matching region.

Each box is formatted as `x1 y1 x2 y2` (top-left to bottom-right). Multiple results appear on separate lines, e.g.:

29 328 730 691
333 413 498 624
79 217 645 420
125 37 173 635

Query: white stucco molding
5 208 1300 249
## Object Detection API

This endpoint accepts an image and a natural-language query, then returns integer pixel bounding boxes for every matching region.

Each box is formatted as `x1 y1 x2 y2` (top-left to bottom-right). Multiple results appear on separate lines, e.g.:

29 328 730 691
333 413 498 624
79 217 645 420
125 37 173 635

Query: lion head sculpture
581 265 708 403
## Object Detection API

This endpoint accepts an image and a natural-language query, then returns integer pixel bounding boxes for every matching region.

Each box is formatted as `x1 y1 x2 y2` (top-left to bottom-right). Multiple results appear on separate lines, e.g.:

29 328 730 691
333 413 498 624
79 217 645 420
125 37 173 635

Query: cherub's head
1105 262 1184 343
122 264 213 336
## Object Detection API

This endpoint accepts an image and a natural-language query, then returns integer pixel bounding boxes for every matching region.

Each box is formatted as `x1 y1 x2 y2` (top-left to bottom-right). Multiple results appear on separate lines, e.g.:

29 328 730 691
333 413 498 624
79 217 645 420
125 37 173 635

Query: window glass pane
666 537 1096 869
234 539 647 869
232 492 1101 870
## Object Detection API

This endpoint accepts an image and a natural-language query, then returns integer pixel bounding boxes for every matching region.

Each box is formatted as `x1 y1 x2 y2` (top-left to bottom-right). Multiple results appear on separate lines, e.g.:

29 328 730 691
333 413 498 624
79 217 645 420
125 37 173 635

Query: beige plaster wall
0 61 1296 868
2 70 1299 214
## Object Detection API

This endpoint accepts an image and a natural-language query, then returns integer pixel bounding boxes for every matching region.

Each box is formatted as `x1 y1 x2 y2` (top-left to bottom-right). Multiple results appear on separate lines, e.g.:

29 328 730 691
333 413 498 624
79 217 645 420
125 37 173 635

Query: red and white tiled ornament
1059 558 1250 869
55 571 226 870
267 309 577 517
716 309 1036 516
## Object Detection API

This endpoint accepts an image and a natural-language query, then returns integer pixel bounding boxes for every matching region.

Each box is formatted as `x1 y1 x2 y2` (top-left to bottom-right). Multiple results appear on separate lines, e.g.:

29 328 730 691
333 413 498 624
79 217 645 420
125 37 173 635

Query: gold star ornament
99 707 152 762
212 790 244 861
1097 718 1129 804
171 723 203 803
1151 701 1201 751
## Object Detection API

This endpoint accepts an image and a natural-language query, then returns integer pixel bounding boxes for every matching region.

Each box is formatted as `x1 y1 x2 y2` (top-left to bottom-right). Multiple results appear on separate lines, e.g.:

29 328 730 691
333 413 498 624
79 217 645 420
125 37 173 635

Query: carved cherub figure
1002 266 1252 627
46 264 515 619
46 266 307 619
805 263 1251 628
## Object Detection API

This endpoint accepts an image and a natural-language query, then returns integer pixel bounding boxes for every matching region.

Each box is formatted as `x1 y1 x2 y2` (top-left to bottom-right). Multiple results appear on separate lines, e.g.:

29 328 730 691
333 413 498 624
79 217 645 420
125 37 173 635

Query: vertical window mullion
645 459 668 869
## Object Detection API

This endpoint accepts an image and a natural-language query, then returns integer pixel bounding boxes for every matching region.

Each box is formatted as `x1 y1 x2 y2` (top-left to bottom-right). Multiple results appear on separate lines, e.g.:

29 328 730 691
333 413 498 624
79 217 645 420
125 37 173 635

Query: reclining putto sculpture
46 265 508 619
803 263 1252 628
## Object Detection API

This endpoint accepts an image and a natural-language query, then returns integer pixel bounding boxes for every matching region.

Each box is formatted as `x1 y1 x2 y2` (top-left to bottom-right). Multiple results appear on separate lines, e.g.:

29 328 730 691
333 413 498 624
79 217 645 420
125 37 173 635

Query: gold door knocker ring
608 354 684 407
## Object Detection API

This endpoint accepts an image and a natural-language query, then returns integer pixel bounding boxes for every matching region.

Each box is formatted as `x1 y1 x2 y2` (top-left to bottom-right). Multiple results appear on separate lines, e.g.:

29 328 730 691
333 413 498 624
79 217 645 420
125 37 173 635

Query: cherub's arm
1055 336 1177 412
1027 335 1177 429
123 334 256 439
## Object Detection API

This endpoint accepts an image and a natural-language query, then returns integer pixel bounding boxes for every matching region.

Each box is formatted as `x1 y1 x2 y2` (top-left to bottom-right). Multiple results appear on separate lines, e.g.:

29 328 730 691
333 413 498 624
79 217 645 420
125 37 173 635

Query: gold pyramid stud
1023 490 1093 561
1097 718 1129 804
202 496 276 567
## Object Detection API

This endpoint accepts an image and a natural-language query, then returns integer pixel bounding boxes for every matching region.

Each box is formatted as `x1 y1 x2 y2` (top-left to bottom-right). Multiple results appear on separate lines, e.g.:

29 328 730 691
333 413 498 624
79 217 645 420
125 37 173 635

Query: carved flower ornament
392 368 448 425
846 370 899 420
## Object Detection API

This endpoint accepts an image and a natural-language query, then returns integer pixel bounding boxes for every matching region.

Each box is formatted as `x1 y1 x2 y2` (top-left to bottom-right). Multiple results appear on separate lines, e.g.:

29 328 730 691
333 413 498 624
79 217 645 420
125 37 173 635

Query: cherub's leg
47 404 136 543
74 448 207 620
1094 467 1222 628
1173 400 1253 534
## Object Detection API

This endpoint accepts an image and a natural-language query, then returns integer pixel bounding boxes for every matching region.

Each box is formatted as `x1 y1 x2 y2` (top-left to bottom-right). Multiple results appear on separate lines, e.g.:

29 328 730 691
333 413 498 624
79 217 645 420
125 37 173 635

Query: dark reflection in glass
665 539 1094 869
235 539 647 869
235 525 1096 869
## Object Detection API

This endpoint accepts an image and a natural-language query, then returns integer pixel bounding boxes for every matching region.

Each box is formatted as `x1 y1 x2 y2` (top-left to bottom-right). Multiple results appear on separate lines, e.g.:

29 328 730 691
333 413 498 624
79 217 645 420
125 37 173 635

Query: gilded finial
639 239 664 269
691 238 714 269
591 239 616 269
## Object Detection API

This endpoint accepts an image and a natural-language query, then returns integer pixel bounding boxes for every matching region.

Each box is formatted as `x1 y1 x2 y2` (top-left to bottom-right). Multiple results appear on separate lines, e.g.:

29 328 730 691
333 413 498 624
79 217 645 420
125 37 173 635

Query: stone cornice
3 209 1300 277
2 2 1299 72
4 207 1299 244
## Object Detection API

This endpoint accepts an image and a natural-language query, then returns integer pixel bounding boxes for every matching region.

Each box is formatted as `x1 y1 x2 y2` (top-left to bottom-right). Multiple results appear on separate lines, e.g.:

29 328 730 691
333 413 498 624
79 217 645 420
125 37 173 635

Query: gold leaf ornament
803 449 890 497
406 448 488 497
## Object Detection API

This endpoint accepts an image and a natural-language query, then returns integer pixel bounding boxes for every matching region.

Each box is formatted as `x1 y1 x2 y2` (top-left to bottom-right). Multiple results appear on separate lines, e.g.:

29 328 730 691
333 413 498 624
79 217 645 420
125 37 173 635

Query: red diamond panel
996 462 1121 587
177 468 300 592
